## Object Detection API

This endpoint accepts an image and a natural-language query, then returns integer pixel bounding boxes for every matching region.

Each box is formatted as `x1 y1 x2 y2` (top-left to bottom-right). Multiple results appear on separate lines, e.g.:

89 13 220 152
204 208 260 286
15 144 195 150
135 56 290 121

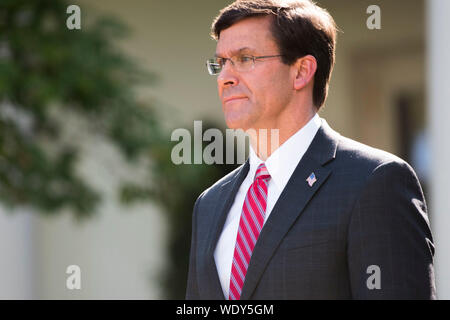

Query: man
186 0 435 299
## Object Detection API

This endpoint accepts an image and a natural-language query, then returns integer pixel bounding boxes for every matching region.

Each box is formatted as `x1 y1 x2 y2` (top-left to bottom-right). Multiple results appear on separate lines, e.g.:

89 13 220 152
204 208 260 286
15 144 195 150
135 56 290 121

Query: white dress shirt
214 113 322 299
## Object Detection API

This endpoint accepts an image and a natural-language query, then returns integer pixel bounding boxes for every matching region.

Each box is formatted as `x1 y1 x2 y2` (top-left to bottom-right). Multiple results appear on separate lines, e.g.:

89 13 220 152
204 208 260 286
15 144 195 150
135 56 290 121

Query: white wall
31 110 168 299
427 0 450 300
0 207 34 299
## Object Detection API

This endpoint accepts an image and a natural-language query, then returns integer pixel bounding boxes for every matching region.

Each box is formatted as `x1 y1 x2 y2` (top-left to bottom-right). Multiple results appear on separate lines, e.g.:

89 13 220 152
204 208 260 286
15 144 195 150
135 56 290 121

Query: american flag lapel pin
306 172 317 187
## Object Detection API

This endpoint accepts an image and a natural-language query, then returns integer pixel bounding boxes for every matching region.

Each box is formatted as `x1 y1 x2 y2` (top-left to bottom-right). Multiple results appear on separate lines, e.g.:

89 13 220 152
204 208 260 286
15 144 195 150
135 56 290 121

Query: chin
222 101 256 130
224 118 245 130
224 116 251 131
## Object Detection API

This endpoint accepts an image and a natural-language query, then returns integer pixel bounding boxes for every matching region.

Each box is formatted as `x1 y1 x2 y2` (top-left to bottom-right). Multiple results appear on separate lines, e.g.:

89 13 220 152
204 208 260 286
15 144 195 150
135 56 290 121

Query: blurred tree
0 0 161 218
0 0 239 299
121 122 239 299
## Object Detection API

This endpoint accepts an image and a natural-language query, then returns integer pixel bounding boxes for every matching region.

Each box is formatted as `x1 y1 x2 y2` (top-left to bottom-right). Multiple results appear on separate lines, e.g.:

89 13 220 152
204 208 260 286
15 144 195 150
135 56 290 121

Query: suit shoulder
332 134 424 209
335 135 410 174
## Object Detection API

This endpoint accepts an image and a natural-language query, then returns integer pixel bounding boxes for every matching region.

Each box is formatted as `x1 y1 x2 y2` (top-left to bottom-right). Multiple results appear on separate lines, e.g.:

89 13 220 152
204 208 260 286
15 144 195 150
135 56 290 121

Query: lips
223 96 248 104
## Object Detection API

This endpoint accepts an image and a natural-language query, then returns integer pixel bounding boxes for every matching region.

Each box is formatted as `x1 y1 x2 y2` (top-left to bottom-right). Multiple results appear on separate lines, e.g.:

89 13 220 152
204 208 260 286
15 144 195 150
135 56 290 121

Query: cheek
253 69 292 105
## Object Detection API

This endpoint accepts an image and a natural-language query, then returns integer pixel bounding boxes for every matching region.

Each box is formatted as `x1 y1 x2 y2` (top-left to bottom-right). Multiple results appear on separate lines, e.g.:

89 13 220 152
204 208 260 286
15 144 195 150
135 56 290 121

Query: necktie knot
254 163 270 181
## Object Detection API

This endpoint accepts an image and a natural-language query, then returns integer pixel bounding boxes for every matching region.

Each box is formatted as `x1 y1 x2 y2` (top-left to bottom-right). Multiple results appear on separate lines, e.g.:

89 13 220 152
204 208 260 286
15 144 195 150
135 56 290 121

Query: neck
248 108 316 161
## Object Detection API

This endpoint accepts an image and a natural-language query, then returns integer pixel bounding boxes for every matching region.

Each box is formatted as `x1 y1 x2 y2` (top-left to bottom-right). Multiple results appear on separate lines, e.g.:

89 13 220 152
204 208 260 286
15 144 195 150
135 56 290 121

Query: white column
427 0 450 300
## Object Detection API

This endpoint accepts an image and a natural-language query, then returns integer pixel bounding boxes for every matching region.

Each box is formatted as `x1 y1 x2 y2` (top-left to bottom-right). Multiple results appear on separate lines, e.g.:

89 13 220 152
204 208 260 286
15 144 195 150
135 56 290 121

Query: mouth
223 96 248 104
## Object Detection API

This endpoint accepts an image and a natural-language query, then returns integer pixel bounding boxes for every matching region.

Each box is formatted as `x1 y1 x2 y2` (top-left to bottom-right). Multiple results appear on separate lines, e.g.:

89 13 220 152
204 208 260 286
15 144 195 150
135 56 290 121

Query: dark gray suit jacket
186 120 436 299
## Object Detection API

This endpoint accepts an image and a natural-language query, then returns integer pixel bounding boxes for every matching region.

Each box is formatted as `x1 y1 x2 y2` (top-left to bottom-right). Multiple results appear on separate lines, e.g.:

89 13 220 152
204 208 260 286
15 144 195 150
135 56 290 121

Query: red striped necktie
229 163 271 300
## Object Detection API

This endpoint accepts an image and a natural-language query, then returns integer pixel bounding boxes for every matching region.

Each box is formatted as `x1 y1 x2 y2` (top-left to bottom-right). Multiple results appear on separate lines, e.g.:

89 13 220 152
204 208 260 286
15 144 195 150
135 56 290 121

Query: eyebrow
215 47 255 58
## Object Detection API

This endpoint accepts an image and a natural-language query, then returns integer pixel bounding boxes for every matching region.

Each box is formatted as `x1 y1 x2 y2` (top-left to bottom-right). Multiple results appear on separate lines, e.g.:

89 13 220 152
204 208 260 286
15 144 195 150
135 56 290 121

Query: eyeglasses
206 54 284 75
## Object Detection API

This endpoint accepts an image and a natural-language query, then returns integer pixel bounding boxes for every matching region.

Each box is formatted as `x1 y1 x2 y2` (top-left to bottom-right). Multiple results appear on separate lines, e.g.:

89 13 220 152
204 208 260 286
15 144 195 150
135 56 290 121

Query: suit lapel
240 120 340 299
203 161 250 299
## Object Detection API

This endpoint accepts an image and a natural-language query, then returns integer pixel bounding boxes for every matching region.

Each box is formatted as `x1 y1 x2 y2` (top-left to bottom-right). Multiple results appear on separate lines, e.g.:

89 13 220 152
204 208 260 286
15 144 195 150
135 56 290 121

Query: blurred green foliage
122 122 239 299
0 0 238 299
0 0 161 217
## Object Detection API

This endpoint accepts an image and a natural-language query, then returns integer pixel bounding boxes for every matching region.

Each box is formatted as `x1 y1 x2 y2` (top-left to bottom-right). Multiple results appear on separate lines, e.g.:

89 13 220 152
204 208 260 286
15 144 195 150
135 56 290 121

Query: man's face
215 16 294 131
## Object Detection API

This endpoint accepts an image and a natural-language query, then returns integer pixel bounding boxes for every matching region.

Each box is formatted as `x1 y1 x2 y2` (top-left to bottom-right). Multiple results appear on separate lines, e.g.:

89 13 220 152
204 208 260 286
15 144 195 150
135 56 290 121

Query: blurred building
1 0 449 299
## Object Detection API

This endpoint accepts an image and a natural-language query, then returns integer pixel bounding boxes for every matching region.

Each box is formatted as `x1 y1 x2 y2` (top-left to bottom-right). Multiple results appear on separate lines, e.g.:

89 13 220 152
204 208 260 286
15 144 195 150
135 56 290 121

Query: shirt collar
248 113 322 191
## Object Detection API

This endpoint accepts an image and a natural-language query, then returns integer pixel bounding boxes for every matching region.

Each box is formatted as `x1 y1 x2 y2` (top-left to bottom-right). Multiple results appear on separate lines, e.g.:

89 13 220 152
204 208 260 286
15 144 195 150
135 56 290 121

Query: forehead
215 16 279 56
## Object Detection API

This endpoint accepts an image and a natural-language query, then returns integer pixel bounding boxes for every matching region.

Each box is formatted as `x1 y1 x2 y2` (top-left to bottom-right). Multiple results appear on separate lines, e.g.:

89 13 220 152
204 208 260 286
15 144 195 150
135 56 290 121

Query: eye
216 57 225 66
238 55 253 63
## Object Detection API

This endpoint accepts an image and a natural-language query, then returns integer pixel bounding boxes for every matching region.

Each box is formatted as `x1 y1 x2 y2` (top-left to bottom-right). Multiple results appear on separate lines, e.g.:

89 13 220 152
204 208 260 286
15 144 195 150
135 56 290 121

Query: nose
217 60 238 88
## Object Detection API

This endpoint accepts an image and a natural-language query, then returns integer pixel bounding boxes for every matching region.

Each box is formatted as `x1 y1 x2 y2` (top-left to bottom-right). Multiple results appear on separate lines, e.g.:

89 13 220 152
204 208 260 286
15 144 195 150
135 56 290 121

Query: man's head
210 0 337 131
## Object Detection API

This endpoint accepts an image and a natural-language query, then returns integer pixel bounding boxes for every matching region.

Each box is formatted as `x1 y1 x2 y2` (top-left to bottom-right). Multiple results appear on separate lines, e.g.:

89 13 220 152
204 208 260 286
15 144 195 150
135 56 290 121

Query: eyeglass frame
206 54 284 75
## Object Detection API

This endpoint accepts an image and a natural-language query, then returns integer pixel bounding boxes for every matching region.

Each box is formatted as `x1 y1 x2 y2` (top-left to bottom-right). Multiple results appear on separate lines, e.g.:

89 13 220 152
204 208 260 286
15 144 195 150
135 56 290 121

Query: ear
293 55 317 90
